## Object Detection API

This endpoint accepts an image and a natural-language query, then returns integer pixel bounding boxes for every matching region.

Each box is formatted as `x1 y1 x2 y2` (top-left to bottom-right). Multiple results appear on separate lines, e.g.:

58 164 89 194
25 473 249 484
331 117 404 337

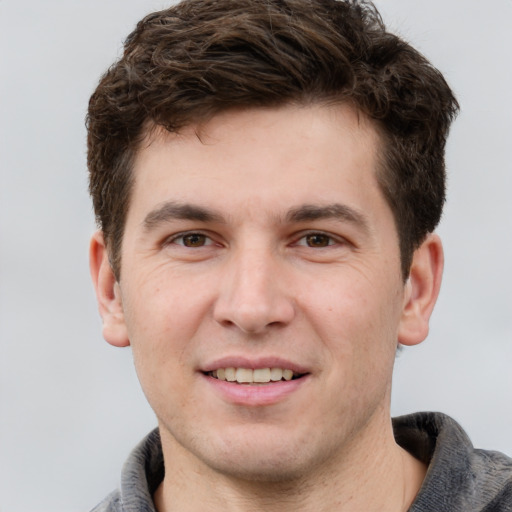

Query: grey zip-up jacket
91 412 512 511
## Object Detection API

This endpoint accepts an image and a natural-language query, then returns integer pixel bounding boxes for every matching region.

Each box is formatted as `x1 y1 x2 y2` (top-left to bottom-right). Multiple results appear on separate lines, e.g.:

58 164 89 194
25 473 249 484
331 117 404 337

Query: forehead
128 104 385 224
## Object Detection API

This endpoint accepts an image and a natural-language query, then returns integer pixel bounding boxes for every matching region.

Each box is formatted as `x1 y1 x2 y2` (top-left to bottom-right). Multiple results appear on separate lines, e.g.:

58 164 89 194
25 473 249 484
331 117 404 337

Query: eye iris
183 234 206 247
306 234 330 247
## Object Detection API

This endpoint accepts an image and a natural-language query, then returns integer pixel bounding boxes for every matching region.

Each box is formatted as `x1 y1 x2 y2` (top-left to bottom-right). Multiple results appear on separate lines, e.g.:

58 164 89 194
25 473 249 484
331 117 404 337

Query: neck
154 413 426 512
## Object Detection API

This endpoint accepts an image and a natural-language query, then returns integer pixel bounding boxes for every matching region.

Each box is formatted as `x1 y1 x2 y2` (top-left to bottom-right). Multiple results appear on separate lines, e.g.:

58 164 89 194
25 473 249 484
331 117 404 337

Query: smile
208 367 303 384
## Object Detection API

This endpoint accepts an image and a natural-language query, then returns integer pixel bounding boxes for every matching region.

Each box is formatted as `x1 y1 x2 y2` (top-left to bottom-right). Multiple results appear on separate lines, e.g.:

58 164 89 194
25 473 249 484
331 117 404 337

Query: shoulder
89 428 163 512
470 447 512 511
90 490 122 512
393 412 512 511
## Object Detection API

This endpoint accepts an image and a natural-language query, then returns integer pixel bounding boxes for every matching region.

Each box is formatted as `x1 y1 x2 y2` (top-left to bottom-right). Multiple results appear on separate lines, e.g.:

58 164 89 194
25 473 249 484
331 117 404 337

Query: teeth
225 367 236 382
270 368 283 381
236 368 253 383
210 367 300 384
283 369 293 381
253 368 271 383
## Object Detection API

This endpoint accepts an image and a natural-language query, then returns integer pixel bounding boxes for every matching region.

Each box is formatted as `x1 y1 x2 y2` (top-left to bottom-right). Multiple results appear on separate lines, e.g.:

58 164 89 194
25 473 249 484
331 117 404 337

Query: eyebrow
143 200 370 233
143 201 225 230
286 203 370 232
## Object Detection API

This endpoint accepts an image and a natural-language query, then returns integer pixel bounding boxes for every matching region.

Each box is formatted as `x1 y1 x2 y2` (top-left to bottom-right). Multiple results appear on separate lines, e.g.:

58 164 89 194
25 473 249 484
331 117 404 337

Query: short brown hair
87 0 458 279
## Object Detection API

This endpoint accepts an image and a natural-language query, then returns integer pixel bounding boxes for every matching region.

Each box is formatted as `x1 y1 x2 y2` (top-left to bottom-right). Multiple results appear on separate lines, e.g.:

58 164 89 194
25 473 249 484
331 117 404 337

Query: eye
170 232 213 248
296 232 337 248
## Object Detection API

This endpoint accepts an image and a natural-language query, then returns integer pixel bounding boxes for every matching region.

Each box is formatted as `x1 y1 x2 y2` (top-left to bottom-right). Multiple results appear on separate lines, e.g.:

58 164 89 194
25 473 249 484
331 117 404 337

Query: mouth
206 367 306 384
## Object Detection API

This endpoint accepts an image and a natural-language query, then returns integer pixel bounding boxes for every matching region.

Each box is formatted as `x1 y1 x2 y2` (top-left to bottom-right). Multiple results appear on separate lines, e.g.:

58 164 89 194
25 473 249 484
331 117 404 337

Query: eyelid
162 229 349 249
293 230 346 247
164 230 216 247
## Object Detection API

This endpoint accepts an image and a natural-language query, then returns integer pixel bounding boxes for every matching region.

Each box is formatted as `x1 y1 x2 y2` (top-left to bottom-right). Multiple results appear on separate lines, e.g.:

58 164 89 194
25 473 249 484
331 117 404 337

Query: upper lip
200 356 310 375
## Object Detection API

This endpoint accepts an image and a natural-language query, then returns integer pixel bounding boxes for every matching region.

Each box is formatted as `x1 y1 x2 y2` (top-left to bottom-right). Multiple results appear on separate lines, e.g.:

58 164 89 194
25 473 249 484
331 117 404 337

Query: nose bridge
236 245 275 303
214 240 294 333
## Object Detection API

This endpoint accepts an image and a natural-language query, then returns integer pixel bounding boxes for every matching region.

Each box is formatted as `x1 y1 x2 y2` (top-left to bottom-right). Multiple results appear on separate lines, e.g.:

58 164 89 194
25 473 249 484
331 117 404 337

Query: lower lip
201 374 309 406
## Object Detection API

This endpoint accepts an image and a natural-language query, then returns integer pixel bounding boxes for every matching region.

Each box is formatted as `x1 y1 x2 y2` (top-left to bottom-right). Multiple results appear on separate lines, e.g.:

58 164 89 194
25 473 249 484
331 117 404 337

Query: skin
91 104 443 511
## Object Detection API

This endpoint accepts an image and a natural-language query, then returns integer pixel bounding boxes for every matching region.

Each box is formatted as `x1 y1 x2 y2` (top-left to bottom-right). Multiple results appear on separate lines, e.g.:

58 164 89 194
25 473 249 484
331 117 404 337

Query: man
87 0 512 510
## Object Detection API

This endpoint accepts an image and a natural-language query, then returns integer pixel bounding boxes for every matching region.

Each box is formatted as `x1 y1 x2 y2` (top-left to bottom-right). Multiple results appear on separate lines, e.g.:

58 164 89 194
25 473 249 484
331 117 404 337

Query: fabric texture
90 412 512 511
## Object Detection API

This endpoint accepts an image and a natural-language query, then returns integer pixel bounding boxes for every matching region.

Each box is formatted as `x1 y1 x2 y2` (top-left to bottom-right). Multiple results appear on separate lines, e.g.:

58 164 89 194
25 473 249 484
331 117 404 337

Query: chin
205 452 313 484
158 409 351 484
189 427 335 484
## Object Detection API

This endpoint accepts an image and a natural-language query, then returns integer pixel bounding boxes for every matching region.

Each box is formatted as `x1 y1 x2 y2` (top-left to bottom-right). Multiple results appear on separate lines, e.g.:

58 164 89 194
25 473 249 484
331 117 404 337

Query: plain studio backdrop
0 1 511 510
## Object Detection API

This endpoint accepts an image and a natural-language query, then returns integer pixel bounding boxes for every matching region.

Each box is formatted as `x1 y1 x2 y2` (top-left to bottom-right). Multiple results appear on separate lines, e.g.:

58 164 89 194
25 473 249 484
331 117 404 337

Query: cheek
124 284 196 414
304 268 401 371
121 282 208 397
124 268 213 336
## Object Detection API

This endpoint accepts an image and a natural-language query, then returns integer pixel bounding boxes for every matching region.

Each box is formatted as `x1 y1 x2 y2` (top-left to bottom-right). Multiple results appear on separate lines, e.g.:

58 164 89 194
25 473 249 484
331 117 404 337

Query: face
100 104 417 481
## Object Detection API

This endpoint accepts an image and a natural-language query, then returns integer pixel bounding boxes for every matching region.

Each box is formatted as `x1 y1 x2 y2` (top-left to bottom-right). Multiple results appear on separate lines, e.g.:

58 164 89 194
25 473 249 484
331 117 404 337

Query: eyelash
165 230 345 249
165 231 216 248
293 231 342 248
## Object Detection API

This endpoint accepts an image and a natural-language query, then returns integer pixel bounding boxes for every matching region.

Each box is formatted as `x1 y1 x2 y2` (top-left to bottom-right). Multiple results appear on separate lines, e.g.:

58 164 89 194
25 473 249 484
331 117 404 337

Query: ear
89 231 130 347
398 233 444 346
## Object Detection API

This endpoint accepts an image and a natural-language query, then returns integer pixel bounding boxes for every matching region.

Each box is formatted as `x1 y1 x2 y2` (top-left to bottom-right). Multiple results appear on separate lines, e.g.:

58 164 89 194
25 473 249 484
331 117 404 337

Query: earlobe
89 231 130 347
398 234 444 346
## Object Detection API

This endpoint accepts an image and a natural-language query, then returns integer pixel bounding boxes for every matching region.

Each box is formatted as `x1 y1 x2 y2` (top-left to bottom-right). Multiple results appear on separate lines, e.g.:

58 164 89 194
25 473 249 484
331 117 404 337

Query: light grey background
1 1 511 510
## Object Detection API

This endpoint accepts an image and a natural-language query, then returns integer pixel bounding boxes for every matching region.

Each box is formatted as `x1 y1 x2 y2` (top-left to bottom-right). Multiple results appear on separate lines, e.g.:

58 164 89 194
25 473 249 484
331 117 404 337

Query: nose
213 247 295 334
